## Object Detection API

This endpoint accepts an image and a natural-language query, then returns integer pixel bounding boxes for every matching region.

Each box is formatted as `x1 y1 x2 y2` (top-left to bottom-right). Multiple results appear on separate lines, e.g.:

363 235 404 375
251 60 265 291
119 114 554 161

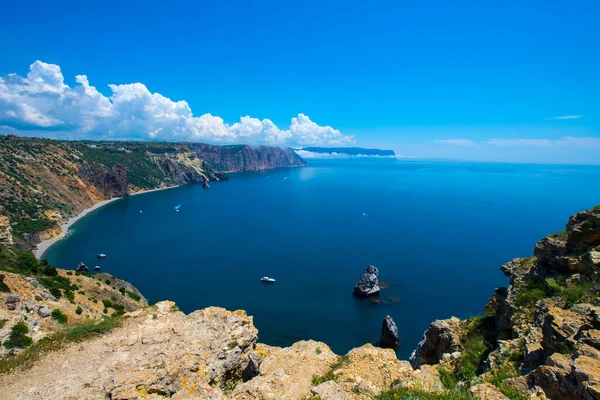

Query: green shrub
16 252 38 272
75 306 83 315
126 291 141 301
375 387 471 400
105 279 110 285
3 322 33 349
119 287 125 294
51 309 67 324
582 221 596 230
41 265 58 276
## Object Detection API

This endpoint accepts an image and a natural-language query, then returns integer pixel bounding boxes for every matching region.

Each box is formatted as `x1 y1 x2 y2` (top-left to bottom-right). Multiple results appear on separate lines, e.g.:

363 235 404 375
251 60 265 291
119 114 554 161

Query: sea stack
380 315 400 349
353 265 380 297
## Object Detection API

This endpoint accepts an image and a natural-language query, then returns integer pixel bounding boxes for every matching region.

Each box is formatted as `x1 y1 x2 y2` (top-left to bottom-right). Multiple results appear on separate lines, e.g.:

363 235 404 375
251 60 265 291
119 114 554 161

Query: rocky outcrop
0 213 13 246
78 163 129 198
353 265 380 297
380 315 400 349
231 341 338 399
190 143 307 172
410 317 463 368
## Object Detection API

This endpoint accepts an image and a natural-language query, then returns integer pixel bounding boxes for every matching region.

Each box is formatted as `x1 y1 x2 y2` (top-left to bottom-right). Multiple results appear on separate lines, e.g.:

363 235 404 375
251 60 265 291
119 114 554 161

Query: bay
45 159 600 358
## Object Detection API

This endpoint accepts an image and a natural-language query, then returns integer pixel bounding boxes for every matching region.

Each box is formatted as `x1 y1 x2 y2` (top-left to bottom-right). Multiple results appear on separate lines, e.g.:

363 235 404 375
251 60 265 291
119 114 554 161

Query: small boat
260 276 276 283
97 253 106 258
76 262 88 272
94 266 101 271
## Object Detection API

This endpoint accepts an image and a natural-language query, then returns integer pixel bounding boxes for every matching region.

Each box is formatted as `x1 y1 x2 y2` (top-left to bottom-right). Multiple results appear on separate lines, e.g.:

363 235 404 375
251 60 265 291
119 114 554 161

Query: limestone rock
25 300 37 313
5 294 20 304
542 306 590 354
334 344 413 393
38 307 51 318
310 381 349 400
353 265 380 297
396 365 444 393
469 383 510 400
410 317 462 368
230 340 338 400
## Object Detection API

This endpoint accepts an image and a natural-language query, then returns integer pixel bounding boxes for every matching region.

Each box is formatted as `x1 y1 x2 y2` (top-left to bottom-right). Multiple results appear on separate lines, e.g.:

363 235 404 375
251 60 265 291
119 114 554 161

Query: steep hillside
190 143 307 172
0 247 147 359
0 136 305 248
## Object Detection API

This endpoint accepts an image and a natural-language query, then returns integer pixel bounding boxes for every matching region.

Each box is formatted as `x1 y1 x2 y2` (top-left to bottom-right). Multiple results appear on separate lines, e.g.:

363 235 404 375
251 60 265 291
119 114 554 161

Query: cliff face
0 137 298 246
189 143 307 172
410 206 600 399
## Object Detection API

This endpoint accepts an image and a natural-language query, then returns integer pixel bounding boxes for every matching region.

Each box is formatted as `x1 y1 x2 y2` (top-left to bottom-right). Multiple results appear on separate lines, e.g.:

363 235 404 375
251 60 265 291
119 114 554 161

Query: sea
45 158 600 359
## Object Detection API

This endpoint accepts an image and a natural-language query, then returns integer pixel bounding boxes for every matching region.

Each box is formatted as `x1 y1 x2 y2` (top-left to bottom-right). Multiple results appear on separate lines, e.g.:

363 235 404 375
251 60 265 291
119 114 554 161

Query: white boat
97 253 106 258
94 266 101 271
260 276 276 283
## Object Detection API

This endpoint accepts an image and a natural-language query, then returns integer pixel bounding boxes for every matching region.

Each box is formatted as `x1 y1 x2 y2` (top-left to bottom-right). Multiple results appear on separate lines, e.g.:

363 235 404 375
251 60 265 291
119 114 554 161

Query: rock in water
202 181 210 189
380 315 400 349
354 265 380 297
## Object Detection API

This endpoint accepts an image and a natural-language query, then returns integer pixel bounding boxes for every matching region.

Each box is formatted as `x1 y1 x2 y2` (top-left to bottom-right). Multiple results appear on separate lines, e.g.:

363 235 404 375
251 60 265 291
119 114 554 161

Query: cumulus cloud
546 115 583 120
0 61 354 146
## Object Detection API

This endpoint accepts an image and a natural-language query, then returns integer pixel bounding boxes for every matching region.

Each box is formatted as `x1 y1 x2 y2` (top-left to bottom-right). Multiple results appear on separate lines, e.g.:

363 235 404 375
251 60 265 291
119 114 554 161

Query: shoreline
34 185 179 260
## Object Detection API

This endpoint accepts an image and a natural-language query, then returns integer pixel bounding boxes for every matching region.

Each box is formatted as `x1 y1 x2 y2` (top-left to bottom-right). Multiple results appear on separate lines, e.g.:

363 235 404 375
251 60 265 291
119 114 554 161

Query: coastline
34 185 179 260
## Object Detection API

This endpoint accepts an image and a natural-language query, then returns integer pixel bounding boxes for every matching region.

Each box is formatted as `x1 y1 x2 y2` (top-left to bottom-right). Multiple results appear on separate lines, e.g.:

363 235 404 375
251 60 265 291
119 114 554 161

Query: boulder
410 317 463 368
202 181 210 189
25 301 38 313
38 307 51 318
380 315 400 349
353 265 380 297
5 294 19 304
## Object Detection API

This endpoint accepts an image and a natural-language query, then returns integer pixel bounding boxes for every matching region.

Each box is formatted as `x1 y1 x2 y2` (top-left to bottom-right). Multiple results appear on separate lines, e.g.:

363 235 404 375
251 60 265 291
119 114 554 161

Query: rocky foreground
0 206 600 399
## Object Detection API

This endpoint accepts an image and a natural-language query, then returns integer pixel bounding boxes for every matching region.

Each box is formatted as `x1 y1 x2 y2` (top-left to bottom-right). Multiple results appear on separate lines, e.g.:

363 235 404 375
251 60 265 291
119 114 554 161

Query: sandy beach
34 185 179 259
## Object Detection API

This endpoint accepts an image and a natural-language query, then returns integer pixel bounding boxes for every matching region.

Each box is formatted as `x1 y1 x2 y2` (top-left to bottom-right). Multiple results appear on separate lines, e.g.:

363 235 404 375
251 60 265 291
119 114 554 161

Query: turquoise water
45 159 600 358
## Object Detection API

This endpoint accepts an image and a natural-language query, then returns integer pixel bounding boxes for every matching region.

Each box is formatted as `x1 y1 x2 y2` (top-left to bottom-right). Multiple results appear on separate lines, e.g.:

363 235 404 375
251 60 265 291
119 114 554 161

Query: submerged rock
354 265 380 297
380 315 400 349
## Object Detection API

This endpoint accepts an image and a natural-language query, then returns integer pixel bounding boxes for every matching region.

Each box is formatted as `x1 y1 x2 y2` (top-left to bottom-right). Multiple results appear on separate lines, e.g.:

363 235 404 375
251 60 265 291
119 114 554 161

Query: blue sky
0 0 599 163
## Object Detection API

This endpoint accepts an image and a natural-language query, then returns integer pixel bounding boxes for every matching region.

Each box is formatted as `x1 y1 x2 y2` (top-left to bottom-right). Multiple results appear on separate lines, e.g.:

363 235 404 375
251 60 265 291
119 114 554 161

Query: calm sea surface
45 159 600 358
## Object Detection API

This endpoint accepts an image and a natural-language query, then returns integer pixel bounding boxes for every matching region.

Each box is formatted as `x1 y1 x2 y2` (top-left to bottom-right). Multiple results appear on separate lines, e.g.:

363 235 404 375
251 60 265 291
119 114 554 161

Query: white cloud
546 115 583 120
434 139 478 147
0 61 354 146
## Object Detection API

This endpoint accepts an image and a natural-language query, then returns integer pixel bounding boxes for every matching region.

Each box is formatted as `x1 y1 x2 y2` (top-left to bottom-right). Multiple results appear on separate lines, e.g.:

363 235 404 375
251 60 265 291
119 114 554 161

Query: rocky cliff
408 206 600 399
0 136 303 247
189 143 307 172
